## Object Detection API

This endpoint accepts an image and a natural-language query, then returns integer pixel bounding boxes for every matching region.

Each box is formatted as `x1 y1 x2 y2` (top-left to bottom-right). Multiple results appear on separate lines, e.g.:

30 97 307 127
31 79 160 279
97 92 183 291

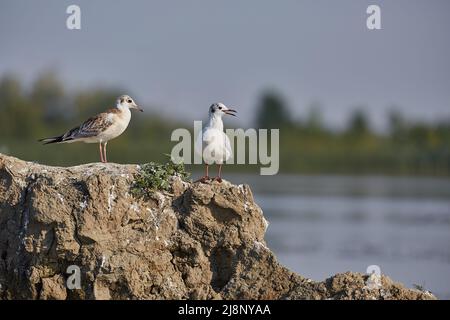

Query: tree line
1 72 449 175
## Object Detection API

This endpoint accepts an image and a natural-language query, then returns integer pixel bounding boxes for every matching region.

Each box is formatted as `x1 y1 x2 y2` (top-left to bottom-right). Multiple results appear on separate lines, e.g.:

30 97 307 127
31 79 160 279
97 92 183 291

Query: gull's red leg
99 143 105 163
195 164 210 183
103 142 108 163
215 164 223 182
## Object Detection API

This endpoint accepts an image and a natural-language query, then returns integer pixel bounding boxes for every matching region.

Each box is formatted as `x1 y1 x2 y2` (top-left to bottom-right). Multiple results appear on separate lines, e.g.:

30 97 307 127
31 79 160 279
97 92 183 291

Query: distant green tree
0 75 23 136
347 109 370 136
30 71 66 123
0 74 22 106
305 102 325 134
255 91 292 129
74 89 123 121
0 74 44 138
388 109 405 135
409 124 430 147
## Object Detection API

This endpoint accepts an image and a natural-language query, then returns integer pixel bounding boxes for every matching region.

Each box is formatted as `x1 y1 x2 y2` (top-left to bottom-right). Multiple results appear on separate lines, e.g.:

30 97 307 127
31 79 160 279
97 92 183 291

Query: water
226 174 450 299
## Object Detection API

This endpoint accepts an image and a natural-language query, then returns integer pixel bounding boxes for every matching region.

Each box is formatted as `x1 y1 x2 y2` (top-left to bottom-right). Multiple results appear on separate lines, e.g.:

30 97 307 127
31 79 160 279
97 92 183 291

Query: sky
1 0 449 130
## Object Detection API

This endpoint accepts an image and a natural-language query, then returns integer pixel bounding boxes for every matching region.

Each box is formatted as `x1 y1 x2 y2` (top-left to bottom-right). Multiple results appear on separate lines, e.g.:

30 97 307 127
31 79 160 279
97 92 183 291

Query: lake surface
225 174 450 299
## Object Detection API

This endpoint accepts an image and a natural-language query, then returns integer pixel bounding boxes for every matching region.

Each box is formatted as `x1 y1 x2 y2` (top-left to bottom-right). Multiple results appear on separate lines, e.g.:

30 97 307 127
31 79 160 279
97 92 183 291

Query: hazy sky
1 0 449 130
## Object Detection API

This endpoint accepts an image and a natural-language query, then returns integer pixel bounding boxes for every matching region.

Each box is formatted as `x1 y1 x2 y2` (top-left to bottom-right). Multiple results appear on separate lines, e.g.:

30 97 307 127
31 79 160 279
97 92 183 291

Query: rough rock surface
0 154 435 300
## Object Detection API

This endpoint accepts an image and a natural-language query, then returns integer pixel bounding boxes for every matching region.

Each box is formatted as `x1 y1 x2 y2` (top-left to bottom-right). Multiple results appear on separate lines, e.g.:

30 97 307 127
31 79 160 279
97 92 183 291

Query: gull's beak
132 104 144 112
224 109 237 117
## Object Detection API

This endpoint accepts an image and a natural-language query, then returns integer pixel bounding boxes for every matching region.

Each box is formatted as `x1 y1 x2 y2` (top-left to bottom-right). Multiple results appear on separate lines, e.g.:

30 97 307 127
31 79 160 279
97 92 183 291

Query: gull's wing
224 132 232 160
195 127 217 155
194 130 204 156
72 111 114 138
40 109 116 144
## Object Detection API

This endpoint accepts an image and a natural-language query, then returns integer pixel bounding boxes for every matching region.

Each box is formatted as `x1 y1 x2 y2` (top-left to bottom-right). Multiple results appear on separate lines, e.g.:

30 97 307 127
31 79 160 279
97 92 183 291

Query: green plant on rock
131 161 190 197
413 283 426 293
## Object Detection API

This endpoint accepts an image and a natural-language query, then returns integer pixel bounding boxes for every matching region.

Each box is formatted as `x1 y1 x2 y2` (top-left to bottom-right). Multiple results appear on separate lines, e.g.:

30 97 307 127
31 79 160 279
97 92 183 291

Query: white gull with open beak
195 102 237 182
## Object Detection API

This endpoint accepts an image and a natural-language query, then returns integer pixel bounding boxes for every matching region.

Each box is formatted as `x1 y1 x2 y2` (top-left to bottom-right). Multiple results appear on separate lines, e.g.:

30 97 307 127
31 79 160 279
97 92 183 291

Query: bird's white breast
98 108 131 142
195 127 232 164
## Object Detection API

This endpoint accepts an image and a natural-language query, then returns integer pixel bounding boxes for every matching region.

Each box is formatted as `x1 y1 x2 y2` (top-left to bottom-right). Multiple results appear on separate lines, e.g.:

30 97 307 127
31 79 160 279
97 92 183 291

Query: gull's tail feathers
38 135 75 145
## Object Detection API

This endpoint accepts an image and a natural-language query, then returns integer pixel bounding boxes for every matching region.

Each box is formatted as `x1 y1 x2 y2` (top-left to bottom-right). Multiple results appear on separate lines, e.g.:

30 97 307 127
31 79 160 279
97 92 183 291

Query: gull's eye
218 106 222 110
127 99 132 103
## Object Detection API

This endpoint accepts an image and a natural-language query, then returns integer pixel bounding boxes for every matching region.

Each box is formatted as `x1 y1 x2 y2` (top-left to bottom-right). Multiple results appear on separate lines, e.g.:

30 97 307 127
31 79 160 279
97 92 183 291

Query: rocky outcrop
0 154 435 300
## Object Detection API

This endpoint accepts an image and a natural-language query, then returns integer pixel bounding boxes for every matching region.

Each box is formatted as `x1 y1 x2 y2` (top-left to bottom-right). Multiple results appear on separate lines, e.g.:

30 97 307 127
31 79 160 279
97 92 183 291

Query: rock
0 153 436 300
40 275 67 300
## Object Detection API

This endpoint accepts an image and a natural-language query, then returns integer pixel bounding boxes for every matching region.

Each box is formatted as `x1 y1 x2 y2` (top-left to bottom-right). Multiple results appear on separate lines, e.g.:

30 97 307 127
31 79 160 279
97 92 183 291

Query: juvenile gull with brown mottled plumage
39 95 143 163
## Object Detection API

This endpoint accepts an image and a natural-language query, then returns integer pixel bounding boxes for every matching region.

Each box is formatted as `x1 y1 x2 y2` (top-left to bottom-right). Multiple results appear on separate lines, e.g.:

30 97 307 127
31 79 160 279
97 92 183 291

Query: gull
195 103 237 183
39 94 143 163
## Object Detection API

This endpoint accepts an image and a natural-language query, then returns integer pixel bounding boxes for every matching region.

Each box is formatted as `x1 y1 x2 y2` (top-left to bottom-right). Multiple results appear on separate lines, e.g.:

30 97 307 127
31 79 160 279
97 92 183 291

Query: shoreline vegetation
1 72 449 176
